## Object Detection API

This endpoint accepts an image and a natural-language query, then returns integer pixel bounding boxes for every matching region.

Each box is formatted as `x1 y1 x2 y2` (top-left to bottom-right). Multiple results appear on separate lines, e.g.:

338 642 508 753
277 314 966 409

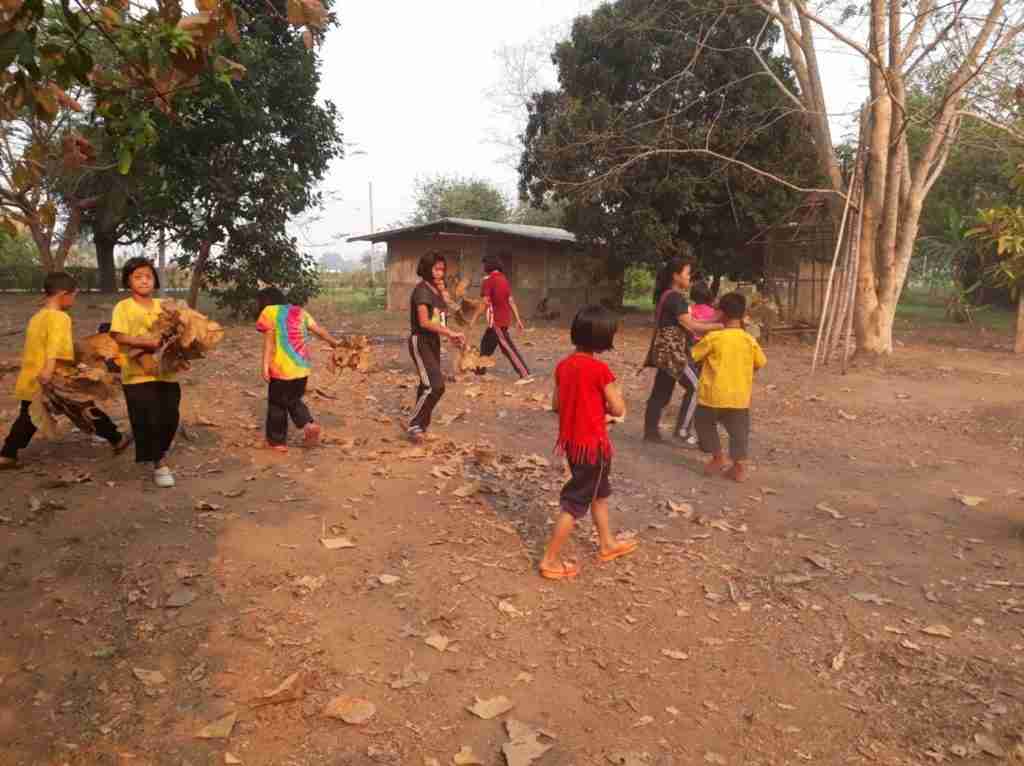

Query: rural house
348 218 622 317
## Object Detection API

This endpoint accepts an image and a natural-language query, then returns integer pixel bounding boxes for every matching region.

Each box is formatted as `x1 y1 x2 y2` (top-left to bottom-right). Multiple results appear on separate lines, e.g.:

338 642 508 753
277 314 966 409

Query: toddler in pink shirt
688 282 722 344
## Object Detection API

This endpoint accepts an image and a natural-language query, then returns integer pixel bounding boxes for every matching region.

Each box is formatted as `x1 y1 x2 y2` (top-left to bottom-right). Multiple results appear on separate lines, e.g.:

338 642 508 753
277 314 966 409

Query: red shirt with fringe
555 352 615 463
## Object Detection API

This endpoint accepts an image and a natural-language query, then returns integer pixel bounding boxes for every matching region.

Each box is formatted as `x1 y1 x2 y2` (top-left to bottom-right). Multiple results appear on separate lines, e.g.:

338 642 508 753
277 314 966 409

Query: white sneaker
154 466 176 488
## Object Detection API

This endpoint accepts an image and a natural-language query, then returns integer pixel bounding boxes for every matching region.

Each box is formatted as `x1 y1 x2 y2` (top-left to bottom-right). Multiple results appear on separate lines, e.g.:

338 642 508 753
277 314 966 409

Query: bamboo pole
841 184 866 373
811 182 855 374
824 231 854 366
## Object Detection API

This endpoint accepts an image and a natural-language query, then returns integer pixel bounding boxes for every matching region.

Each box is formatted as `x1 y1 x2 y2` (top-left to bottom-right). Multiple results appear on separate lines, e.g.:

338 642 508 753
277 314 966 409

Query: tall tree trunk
1016 292 1024 355
187 240 212 308
157 229 166 271
95 229 117 292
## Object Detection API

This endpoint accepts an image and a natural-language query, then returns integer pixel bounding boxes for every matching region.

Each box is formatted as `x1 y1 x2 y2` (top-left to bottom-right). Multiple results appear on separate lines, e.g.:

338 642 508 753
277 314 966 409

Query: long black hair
416 251 447 280
652 256 695 305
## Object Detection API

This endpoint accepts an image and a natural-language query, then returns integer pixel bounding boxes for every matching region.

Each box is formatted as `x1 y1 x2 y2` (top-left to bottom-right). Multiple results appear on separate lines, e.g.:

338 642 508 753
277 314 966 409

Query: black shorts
559 457 612 519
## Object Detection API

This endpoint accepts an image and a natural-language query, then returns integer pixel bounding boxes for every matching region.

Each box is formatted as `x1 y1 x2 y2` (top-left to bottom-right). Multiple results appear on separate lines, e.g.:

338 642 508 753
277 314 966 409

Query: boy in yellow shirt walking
1 272 131 469
690 292 767 482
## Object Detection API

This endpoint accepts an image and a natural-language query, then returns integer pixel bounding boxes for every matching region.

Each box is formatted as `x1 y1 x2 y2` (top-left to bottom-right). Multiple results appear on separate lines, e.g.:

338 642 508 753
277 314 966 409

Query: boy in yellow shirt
690 292 767 482
0 272 131 469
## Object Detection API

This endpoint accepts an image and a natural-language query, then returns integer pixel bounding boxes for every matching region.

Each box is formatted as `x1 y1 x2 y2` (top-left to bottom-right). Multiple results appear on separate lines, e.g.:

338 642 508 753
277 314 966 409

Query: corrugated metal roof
347 217 577 244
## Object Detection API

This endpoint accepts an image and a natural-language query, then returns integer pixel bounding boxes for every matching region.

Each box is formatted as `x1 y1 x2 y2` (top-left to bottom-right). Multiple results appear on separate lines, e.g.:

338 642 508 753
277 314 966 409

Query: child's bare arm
111 331 161 351
603 381 626 418
679 312 722 334
309 320 339 347
38 356 57 384
416 304 465 346
551 380 560 412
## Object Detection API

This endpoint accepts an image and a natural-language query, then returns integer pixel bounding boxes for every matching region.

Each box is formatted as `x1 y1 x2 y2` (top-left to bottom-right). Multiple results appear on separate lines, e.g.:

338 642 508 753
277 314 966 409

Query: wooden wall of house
385 233 622 316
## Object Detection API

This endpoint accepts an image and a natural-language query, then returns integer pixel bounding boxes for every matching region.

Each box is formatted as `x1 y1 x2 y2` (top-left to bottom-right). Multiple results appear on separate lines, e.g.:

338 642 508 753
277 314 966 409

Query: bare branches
552 146 845 199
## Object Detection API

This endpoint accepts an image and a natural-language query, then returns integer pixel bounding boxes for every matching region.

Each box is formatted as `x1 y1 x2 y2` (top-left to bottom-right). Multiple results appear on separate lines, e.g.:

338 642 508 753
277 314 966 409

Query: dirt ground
1 293 1023 766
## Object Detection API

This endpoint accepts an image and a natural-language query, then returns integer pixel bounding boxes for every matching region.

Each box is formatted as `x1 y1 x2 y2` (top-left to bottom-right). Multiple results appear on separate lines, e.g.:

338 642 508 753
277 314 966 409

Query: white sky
297 0 865 262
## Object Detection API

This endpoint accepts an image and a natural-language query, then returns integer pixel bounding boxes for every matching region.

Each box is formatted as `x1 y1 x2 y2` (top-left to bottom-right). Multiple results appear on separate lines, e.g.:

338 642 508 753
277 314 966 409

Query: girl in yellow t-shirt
1 272 132 469
110 258 180 488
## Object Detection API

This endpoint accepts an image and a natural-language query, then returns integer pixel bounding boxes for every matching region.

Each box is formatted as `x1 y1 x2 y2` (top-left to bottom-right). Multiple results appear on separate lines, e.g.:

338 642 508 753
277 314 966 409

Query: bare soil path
1 295 1022 766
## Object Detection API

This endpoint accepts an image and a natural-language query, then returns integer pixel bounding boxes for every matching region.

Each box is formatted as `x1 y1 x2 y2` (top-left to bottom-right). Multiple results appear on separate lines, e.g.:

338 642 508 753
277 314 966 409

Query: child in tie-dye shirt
256 288 340 451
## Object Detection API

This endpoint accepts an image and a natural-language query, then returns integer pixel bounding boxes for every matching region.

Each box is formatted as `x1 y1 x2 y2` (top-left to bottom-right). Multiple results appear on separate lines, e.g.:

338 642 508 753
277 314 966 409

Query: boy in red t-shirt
539 306 639 580
470 254 531 379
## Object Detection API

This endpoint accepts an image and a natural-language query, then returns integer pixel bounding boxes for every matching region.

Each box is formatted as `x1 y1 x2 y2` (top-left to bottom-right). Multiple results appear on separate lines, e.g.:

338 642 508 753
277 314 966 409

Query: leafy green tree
207 226 320 317
0 0 329 273
410 175 510 224
135 0 342 308
518 0 816 269
968 180 1024 353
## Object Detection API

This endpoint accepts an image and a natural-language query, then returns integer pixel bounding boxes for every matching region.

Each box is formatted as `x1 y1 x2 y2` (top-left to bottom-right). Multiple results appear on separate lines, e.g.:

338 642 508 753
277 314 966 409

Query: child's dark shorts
560 457 612 519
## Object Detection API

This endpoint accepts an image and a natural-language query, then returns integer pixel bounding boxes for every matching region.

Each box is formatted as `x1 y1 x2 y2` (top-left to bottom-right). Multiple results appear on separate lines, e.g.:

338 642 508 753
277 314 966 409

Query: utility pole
368 181 375 291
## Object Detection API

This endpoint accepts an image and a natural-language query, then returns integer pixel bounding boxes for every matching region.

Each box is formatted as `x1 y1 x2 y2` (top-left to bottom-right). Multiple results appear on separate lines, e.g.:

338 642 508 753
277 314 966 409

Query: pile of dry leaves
454 346 495 373
29 336 119 438
448 278 483 327
330 335 373 373
124 299 223 378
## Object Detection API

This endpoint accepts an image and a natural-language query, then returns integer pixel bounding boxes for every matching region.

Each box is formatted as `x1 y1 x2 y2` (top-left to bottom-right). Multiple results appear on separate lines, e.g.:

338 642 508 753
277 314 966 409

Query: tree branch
555 147 846 200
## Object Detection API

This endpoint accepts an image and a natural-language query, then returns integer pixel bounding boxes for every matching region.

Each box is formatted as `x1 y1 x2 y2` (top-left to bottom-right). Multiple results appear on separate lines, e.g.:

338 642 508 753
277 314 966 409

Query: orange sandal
540 561 580 580
598 540 638 563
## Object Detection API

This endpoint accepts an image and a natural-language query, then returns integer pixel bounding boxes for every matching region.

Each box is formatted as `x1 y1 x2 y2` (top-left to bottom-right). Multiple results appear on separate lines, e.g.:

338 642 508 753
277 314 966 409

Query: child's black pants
2 400 123 459
266 377 313 445
408 334 444 433
123 381 180 464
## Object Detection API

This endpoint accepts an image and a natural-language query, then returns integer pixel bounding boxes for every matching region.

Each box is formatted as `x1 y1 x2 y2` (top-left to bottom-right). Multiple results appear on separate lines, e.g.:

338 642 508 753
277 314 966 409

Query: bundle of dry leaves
448 277 483 327
454 346 495 373
29 334 120 438
330 335 373 373
123 299 224 378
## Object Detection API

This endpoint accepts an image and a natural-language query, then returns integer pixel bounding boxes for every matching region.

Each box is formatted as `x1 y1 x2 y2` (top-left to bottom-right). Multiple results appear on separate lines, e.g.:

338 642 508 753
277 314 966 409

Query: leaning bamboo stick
841 185 866 373
824 231 854 366
811 182 855 375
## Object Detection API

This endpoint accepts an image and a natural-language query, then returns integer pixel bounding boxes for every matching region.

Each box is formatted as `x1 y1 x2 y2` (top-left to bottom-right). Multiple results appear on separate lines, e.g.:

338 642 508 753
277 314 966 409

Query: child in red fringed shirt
539 306 639 580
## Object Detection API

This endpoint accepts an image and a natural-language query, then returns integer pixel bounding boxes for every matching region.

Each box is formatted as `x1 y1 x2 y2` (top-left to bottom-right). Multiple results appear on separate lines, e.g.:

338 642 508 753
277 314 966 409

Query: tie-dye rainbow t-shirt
256 304 313 380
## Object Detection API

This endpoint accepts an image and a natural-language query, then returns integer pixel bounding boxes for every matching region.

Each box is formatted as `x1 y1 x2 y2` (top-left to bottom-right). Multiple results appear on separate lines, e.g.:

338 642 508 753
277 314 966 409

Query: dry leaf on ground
320 536 355 550
850 592 889 605
921 624 953 638
815 502 845 519
322 696 376 724
165 588 197 608
255 672 304 706
452 482 480 498
467 695 515 719
453 745 484 765
503 719 554 766
195 711 237 739
390 663 429 690
425 633 451 652
132 667 167 686
953 492 986 508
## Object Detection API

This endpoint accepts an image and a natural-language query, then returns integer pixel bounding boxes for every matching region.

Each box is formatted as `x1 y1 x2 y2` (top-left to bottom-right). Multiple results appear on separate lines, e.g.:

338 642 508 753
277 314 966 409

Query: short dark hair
121 257 160 290
416 251 447 281
690 281 713 305
257 286 288 314
482 254 505 274
570 305 618 353
43 271 78 295
719 292 747 320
